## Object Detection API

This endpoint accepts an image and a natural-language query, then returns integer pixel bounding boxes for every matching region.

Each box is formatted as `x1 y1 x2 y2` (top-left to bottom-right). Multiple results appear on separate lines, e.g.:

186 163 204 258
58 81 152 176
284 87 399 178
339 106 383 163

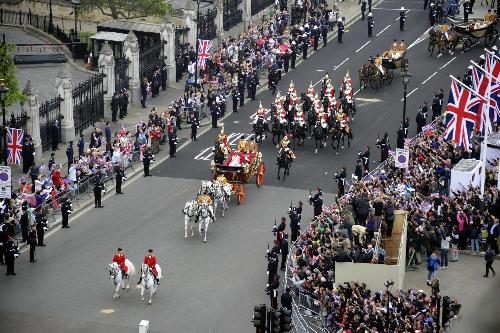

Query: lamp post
71 0 81 38
0 79 9 166
48 0 54 33
401 72 412 137
194 0 201 92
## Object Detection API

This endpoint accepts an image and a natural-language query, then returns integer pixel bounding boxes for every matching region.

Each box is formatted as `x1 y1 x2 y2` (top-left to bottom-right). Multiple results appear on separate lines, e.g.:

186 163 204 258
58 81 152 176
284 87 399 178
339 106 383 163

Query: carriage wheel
485 29 498 47
463 38 472 52
387 70 394 85
237 186 245 205
256 162 266 187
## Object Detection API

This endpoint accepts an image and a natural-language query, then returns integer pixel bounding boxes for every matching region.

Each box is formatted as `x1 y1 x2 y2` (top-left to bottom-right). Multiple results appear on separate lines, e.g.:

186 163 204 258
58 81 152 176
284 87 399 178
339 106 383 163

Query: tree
83 0 173 20
0 43 26 108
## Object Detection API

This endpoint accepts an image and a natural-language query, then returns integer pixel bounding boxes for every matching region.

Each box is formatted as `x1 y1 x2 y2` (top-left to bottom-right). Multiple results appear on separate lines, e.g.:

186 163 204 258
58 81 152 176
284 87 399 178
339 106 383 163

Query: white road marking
400 88 418 101
408 28 430 50
316 69 326 72
353 88 361 96
421 71 438 85
356 41 371 53
440 56 456 69
333 57 350 71
377 24 391 36
356 97 383 102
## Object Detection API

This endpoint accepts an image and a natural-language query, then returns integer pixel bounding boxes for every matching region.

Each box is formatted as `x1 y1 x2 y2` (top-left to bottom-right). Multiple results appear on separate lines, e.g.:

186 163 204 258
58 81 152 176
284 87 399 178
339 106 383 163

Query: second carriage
452 19 498 52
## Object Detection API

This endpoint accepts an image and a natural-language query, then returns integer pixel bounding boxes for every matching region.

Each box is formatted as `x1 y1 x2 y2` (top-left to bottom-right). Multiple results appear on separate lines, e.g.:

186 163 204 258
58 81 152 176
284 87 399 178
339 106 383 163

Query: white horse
140 263 162 305
198 180 215 196
212 182 232 219
197 200 214 243
183 200 198 237
108 259 136 300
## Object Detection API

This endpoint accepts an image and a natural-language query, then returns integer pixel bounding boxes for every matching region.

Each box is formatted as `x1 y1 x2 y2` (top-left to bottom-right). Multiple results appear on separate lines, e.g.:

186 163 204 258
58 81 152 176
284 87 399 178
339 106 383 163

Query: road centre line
421 71 438 85
377 24 391 36
356 40 371 53
400 87 418 101
440 56 456 69
334 57 350 71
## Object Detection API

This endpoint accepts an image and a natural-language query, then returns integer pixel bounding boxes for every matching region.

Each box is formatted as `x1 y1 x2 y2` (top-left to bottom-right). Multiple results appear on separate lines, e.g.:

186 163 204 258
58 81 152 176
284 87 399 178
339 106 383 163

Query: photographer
334 166 347 197
376 132 390 162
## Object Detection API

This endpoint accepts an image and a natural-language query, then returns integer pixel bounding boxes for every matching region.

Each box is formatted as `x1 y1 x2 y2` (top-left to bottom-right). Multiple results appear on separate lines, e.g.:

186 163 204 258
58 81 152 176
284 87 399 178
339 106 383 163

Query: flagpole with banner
194 0 200 90
470 61 493 197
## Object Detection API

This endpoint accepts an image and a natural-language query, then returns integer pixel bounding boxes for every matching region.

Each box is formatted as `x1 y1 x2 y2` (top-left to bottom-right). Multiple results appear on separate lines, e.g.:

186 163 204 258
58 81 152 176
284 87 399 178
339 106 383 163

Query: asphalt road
0 1 497 332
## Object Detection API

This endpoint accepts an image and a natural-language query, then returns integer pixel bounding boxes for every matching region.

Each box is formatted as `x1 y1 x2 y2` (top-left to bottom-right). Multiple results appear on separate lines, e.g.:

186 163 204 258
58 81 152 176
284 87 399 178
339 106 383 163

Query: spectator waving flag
444 78 482 151
7 127 24 165
197 39 213 70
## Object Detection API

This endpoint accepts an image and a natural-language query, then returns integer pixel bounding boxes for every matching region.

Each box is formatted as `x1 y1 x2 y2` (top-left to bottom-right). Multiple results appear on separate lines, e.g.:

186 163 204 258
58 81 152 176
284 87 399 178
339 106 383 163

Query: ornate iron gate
251 0 274 15
223 0 243 31
115 58 130 93
8 110 29 133
139 43 163 81
39 96 63 152
73 74 105 135
199 9 217 40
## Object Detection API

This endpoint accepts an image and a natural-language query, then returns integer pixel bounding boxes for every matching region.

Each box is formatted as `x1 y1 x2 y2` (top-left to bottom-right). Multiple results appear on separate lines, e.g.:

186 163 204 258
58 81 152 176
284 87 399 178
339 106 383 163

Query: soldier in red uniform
141 249 159 285
112 247 129 276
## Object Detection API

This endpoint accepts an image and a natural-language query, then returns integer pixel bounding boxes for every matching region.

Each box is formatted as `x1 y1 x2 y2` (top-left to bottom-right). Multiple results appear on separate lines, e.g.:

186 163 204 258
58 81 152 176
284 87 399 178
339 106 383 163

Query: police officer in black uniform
397 125 405 149
20 203 29 242
232 87 239 113
283 49 291 73
360 145 371 173
378 132 390 162
416 107 427 134
114 165 126 194
168 127 178 157
161 63 168 91
248 74 257 100
289 208 301 242
190 112 199 140
367 12 374 37
118 90 125 119
309 188 324 217
321 21 328 47
111 92 119 122
312 25 320 51
280 233 289 271
463 67 473 88
210 100 219 128
122 89 129 117
143 148 153 177
301 33 309 59
4 235 19 275
463 0 471 22
337 17 345 43
61 197 73 227
336 166 347 197
361 0 367 20
238 73 246 107
35 209 48 246
28 224 37 263
430 3 437 26
291 41 298 69
432 93 442 121
400 7 406 31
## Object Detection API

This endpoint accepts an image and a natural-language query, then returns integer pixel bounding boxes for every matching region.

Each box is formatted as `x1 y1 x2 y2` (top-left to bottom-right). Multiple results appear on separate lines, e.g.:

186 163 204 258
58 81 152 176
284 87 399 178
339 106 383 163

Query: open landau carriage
452 18 498 52
210 127 266 204
381 41 408 72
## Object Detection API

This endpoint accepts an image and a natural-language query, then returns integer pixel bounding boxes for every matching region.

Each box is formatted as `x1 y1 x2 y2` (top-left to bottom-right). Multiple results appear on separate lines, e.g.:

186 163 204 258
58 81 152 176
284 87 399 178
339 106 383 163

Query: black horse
340 95 356 121
330 122 343 154
313 121 327 153
290 121 307 149
277 147 293 180
253 118 268 145
271 117 287 147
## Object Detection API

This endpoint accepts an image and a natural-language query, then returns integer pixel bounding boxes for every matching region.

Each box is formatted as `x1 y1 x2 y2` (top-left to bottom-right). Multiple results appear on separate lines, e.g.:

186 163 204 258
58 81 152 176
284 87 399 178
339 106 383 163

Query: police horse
291 120 307 148
108 259 136 300
183 200 198 238
253 118 268 145
140 263 162 305
277 147 294 181
312 121 327 153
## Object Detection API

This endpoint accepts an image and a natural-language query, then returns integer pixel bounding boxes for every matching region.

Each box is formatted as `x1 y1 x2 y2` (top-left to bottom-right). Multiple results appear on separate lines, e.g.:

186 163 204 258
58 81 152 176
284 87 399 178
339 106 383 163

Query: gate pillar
184 0 197 47
123 31 140 106
161 13 176 87
23 81 42 163
242 0 251 32
55 64 74 143
98 42 115 120
215 0 224 46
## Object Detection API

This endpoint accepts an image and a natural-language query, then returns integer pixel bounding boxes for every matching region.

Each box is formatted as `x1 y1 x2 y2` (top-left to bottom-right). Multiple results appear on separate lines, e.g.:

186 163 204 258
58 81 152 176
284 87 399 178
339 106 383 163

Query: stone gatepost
161 12 176 86
98 42 115 120
184 0 197 47
242 0 251 32
54 64 74 143
23 81 42 162
123 31 140 106
215 0 224 45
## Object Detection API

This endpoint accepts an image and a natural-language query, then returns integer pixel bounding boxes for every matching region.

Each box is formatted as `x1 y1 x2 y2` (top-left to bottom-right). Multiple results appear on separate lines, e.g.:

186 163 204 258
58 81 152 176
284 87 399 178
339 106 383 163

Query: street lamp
71 0 81 38
401 72 412 138
194 0 201 92
0 79 10 166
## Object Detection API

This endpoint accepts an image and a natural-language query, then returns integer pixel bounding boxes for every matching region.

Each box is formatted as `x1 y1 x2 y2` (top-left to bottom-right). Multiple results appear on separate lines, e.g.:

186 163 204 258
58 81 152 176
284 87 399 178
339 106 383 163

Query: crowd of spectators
286 114 499 331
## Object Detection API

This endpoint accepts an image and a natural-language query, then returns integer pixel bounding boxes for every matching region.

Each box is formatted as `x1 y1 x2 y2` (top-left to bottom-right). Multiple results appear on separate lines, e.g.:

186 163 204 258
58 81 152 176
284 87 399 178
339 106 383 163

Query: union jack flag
197 39 213 70
471 66 498 135
6 127 24 165
444 80 481 151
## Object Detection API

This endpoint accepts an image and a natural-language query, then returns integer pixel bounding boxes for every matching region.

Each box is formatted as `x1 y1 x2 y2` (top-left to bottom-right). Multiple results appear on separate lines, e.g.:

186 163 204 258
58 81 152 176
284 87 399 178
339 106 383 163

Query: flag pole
485 48 500 63
449 75 488 101
194 0 200 92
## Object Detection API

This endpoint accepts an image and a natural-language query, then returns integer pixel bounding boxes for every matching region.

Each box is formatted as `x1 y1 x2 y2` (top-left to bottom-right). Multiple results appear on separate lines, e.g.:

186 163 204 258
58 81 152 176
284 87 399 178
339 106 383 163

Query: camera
43 227 49 231
384 279 395 288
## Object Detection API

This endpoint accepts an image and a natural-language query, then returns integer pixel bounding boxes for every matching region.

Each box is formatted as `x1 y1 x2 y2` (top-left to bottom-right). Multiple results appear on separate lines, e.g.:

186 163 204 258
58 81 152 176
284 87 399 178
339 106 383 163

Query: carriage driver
398 40 407 52
112 248 129 277
138 249 160 285
442 24 451 41
374 54 384 75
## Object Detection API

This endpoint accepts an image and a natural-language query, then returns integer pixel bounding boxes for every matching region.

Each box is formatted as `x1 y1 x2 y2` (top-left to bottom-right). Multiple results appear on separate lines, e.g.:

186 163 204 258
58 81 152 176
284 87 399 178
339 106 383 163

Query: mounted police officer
337 17 345 43
400 7 406 31
367 12 374 37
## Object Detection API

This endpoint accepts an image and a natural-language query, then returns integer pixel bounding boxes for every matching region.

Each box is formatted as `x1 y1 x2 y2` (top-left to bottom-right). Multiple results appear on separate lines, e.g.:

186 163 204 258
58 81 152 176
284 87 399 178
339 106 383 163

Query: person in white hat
400 7 406 31
367 12 374 37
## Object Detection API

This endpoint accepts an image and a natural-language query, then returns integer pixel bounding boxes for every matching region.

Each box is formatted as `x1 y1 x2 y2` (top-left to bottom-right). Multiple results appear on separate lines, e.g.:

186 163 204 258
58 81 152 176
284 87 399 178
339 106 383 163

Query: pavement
1 1 499 332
